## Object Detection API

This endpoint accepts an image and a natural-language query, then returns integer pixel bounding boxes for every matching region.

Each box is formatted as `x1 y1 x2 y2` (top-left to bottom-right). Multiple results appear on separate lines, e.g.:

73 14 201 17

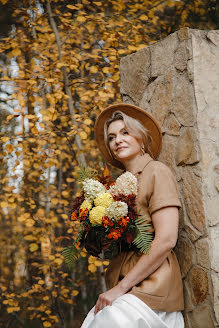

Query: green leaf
77 166 95 182
62 230 84 269
132 216 154 254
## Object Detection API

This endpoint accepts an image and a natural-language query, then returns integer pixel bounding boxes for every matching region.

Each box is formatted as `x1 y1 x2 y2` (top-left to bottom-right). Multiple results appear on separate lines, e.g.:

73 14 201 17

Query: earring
141 145 145 155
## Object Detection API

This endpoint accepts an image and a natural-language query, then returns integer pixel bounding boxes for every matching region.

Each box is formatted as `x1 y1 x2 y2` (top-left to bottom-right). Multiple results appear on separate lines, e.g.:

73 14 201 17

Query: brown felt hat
94 103 162 169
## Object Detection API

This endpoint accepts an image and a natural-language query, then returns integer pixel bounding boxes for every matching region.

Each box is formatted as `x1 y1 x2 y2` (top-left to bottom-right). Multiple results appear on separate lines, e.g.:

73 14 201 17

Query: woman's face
107 120 142 164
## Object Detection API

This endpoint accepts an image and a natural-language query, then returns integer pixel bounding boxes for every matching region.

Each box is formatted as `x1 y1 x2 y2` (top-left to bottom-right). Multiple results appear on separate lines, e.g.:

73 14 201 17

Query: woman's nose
115 134 122 144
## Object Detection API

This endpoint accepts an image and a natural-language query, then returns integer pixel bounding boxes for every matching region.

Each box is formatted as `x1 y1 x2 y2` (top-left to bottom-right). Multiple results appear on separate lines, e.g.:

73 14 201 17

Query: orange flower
79 208 89 220
102 216 114 227
107 228 122 240
118 216 129 227
71 212 77 221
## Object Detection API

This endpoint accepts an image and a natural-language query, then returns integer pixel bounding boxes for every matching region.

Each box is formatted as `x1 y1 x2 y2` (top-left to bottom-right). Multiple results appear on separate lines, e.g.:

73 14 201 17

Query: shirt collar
129 153 154 176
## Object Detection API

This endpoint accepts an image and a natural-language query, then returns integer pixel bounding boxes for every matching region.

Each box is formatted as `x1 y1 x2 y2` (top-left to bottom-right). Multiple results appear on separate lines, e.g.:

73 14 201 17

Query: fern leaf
62 230 84 269
62 245 80 270
77 166 95 182
133 216 154 254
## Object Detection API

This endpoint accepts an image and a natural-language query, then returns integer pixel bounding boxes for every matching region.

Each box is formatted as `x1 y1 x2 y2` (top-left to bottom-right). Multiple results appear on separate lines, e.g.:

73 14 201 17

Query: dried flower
102 216 114 228
109 171 137 196
83 179 106 202
94 192 113 208
80 200 92 211
89 206 106 225
105 201 128 220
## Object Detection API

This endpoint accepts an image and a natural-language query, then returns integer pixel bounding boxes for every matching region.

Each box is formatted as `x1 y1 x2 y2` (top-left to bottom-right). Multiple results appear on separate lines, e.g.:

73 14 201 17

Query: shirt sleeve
148 162 181 215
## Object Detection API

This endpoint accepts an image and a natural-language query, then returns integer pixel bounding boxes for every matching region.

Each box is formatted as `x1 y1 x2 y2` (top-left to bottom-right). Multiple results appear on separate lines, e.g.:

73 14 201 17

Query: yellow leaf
103 260 109 266
61 190 69 198
43 321 52 328
80 251 87 257
24 235 36 241
51 198 59 205
5 144 14 154
102 67 110 74
66 4 78 9
94 260 102 267
139 14 148 20
71 290 79 296
25 218 35 227
43 296 50 301
54 258 63 265
77 15 86 23
79 131 87 140
7 307 15 314
29 243 39 252
84 119 92 125
90 66 98 74
57 62 66 69
1 137 10 142
10 48 22 57
88 264 97 273
128 45 137 51
0 201 8 208
38 279 44 285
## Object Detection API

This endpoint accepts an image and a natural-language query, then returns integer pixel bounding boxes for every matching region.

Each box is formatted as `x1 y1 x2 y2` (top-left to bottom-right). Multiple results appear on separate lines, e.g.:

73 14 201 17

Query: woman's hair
104 110 152 158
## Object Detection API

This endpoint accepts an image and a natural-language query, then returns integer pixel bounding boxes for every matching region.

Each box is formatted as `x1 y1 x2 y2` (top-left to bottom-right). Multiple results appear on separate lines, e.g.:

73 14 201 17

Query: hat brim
94 103 162 169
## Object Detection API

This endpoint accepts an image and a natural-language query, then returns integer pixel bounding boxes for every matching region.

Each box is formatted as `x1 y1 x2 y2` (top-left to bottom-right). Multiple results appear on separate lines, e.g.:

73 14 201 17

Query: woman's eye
123 131 129 135
108 136 114 142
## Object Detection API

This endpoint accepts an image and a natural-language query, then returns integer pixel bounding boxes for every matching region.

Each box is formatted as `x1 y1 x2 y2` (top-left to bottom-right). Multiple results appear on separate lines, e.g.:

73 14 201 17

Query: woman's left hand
94 285 125 315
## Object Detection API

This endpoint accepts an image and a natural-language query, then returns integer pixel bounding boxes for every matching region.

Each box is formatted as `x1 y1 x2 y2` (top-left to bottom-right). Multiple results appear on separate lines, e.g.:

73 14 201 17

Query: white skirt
81 294 184 328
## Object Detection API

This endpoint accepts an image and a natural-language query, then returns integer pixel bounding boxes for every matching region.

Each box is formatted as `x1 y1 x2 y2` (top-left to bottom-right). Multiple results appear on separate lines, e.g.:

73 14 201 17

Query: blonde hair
104 111 152 158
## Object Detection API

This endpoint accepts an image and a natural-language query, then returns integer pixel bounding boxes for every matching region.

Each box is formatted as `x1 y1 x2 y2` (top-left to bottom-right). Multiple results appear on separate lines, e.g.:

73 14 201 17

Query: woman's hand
94 285 125 315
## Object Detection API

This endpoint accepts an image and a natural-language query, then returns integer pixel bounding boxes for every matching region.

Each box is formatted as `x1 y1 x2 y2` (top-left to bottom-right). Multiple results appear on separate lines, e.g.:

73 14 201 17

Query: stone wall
120 28 219 328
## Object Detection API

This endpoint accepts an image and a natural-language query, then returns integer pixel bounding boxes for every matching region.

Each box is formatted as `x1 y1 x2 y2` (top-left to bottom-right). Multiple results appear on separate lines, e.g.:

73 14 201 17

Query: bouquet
63 166 154 267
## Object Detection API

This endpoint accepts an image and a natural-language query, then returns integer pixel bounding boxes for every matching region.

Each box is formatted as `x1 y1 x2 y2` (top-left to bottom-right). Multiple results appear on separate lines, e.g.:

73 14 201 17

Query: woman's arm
94 206 179 315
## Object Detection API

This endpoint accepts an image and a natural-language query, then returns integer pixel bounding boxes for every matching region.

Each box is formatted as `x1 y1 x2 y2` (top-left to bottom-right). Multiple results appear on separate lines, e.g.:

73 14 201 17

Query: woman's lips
116 147 127 151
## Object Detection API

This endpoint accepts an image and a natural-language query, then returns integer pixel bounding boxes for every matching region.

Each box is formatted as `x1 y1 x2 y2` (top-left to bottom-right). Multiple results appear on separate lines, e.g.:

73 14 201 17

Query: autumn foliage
0 0 217 327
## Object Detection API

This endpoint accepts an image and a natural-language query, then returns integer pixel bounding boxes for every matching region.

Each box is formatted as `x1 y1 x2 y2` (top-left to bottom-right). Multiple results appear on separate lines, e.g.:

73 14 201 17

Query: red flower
71 212 77 221
79 208 89 220
118 216 129 227
107 228 122 240
102 216 114 227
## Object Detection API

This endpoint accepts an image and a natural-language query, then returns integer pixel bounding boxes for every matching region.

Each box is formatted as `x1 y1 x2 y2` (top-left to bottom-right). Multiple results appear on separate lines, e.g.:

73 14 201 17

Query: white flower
83 179 106 202
109 172 138 196
105 201 128 220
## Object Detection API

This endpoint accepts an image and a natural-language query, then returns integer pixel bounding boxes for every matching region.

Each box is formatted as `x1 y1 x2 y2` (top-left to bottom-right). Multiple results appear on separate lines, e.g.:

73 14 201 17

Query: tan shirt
105 154 184 312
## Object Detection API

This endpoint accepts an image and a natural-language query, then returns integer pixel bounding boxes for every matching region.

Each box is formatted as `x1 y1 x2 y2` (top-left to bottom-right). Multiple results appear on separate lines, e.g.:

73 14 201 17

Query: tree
0 0 217 327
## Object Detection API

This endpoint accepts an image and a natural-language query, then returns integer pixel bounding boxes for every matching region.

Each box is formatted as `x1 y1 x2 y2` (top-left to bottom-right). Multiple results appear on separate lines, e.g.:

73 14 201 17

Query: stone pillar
120 28 219 328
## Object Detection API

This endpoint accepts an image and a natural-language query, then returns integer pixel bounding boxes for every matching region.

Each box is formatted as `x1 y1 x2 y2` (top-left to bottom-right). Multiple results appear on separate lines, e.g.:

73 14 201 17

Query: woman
81 103 184 328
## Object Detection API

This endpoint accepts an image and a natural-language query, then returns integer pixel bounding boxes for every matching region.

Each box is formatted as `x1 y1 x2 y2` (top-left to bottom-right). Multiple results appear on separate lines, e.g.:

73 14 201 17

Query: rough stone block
149 69 173 127
184 280 194 311
195 238 210 269
163 113 181 136
120 47 150 104
172 73 195 126
211 271 219 324
174 41 188 71
209 226 219 272
184 220 202 242
158 134 179 178
150 33 178 77
178 27 190 41
188 266 209 305
176 235 195 278
187 304 215 328
181 166 206 233
175 127 200 165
